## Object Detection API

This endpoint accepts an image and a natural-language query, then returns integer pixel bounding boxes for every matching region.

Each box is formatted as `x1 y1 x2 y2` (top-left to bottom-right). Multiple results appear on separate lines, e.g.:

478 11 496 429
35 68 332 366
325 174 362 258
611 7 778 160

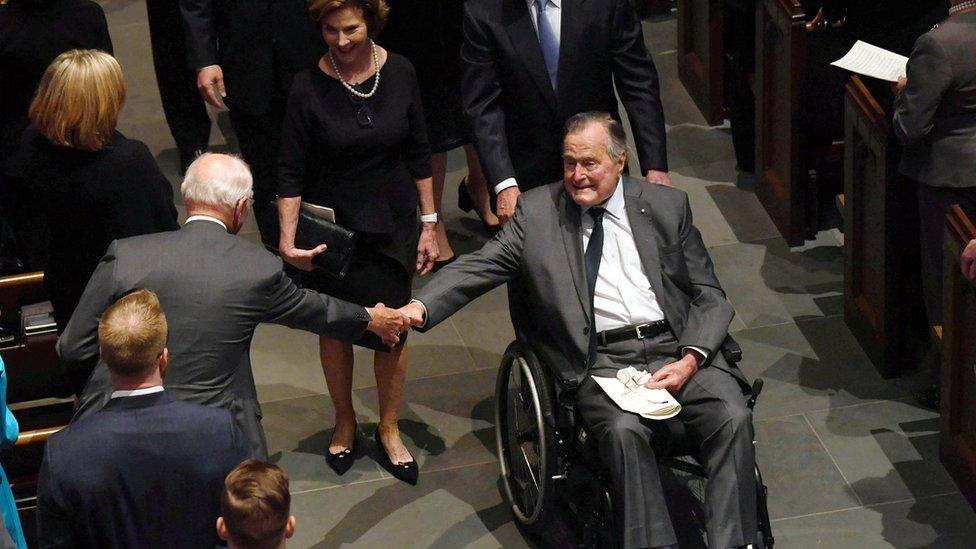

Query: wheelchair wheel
495 342 560 531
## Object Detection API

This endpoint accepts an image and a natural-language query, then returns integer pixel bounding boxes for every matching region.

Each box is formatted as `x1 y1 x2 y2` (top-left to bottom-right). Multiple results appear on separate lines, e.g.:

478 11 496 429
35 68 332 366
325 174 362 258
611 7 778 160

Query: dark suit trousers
575 333 757 549
146 0 210 156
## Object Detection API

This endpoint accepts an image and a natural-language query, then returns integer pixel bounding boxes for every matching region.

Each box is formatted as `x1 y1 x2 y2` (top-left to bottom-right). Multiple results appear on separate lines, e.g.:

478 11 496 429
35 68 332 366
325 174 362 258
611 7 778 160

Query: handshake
364 302 427 346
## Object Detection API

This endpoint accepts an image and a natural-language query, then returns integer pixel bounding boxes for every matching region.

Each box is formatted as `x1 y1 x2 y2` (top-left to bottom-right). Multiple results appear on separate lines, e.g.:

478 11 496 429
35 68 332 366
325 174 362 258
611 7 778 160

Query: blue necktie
534 0 559 91
585 207 605 366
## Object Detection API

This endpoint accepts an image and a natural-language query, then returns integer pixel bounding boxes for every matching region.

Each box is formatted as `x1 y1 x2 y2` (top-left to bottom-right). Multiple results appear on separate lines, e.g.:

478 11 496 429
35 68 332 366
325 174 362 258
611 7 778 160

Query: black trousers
916 183 976 328
575 333 757 549
146 0 210 157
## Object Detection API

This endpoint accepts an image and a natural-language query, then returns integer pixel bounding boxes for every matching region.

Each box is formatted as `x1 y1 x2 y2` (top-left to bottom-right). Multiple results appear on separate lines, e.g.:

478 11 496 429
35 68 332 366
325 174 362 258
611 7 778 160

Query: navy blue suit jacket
36 391 249 548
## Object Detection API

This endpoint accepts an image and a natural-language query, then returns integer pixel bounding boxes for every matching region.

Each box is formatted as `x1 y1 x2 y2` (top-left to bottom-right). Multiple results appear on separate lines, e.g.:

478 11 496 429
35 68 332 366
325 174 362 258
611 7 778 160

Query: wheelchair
494 339 774 548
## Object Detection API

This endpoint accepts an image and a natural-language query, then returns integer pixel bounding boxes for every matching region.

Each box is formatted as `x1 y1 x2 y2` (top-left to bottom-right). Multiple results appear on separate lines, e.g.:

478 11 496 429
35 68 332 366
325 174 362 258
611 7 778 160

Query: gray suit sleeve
56 241 120 363
674 195 734 359
263 261 369 342
415 200 526 330
893 33 953 145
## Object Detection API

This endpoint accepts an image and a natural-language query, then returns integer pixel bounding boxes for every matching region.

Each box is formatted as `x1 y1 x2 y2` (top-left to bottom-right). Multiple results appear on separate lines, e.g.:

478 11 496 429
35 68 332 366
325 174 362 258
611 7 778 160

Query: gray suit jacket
416 177 744 389
57 220 370 459
894 12 976 187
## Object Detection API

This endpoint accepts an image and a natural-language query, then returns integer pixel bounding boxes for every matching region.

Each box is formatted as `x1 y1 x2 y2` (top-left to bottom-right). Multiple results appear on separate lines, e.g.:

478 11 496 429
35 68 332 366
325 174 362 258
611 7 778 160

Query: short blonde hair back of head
29 49 125 152
98 289 168 378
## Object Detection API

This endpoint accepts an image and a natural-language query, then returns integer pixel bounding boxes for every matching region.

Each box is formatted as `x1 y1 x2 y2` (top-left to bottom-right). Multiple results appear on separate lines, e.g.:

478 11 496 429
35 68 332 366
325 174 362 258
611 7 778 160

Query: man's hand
280 244 327 272
962 239 976 284
398 301 426 327
893 76 908 95
365 303 409 347
645 170 672 187
197 65 226 108
644 352 700 393
495 186 521 225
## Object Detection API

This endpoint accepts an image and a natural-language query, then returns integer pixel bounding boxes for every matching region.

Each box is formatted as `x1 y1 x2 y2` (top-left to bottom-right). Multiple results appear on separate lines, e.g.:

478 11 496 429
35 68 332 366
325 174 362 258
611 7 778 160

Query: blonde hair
308 0 389 36
98 289 167 378
221 461 291 549
28 49 125 152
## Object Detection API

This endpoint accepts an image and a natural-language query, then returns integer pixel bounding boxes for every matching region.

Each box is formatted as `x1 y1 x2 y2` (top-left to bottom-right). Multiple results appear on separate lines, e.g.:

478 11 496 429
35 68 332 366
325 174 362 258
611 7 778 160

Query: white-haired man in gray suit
58 153 408 459
400 113 756 548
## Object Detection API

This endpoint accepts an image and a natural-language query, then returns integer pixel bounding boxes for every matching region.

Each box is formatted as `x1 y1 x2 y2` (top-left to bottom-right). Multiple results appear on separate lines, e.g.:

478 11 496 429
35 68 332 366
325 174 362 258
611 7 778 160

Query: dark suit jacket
57 220 371 458
893 11 976 188
36 391 249 548
460 0 668 189
416 176 745 389
179 0 321 116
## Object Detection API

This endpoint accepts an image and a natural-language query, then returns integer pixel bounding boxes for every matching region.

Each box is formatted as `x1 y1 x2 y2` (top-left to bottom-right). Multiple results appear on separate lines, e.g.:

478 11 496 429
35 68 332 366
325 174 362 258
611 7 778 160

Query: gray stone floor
101 3 976 547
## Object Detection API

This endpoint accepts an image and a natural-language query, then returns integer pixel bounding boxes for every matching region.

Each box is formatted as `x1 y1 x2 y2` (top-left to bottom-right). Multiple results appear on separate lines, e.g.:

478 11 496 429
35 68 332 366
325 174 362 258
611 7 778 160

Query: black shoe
374 428 418 485
179 148 206 175
431 255 457 273
325 427 358 476
457 177 474 212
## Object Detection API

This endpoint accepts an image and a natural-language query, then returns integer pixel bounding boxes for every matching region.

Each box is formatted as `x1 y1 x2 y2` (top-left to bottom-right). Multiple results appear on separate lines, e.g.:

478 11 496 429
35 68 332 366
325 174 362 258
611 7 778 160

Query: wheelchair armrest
720 335 743 365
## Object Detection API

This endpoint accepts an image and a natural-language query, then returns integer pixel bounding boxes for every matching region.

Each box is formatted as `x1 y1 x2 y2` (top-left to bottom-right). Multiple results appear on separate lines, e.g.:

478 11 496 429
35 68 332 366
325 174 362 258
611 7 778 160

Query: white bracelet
420 213 438 223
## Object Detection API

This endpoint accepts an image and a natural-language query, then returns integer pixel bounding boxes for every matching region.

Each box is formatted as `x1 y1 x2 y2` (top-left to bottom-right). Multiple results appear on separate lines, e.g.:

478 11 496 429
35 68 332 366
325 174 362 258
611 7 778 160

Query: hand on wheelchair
643 351 702 393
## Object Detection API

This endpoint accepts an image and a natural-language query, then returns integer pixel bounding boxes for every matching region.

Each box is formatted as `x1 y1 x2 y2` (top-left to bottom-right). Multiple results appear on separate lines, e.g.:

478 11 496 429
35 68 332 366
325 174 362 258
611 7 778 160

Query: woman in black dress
277 0 438 484
17 49 179 329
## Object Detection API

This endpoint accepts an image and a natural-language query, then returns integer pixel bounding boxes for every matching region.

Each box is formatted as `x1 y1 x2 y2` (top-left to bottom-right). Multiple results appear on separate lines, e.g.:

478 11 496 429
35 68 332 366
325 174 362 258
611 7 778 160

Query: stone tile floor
100 2 976 547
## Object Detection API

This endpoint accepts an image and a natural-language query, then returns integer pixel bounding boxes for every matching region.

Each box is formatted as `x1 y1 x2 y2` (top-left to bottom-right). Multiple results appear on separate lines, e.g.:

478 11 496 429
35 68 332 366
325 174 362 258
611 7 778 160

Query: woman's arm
893 33 953 145
277 76 327 270
401 59 439 274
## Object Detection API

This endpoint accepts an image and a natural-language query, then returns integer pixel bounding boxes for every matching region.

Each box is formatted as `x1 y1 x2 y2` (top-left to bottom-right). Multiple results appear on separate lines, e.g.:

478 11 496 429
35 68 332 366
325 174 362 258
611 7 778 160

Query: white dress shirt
581 179 665 332
494 0 564 195
110 385 165 399
185 214 228 231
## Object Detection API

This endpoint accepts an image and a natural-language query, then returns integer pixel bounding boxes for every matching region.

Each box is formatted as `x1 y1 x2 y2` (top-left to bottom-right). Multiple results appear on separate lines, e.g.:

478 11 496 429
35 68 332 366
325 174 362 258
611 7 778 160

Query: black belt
596 320 671 346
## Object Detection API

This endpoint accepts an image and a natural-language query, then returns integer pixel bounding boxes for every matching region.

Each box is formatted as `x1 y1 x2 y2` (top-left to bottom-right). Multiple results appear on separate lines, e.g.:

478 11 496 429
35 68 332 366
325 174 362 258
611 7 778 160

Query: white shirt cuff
493 178 519 195
682 346 709 364
409 299 429 328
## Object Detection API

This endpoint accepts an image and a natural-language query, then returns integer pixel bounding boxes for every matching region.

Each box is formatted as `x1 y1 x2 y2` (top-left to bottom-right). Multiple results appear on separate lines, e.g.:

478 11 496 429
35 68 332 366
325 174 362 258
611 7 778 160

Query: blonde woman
18 49 178 328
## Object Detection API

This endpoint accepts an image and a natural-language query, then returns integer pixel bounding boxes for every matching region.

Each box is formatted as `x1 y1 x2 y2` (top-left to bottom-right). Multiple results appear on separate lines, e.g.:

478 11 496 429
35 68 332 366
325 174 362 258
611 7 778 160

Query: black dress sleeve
139 143 180 230
402 61 433 180
277 75 313 198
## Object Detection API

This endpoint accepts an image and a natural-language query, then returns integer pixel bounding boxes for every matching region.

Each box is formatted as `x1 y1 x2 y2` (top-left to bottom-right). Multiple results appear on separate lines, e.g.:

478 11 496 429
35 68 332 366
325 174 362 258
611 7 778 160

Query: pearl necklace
328 40 381 99
950 1 976 15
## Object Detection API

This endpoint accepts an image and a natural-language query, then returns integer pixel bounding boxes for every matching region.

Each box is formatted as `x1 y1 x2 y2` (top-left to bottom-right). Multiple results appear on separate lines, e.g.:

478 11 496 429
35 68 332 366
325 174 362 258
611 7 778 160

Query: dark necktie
534 0 559 90
585 207 605 366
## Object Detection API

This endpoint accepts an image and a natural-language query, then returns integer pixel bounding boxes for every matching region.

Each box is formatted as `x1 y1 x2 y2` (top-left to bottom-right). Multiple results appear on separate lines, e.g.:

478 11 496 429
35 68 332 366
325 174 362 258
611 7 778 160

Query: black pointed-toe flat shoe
374 429 419 485
325 429 358 476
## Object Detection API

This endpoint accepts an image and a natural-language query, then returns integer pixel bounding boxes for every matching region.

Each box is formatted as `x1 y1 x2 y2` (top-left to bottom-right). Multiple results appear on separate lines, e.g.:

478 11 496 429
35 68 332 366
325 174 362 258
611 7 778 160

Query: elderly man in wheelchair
400 112 771 548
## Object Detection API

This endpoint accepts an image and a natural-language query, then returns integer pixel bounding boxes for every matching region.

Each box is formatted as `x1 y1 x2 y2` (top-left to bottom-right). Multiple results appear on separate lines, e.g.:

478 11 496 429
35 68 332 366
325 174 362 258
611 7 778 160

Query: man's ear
231 197 251 233
285 516 296 539
216 517 229 541
158 347 169 379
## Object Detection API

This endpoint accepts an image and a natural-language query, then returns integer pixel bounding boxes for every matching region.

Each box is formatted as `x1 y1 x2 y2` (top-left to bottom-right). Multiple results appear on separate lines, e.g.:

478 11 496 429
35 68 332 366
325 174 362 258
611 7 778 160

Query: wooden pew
755 0 809 246
0 271 72 544
841 75 924 377
940 205 976 511
677 0 725 125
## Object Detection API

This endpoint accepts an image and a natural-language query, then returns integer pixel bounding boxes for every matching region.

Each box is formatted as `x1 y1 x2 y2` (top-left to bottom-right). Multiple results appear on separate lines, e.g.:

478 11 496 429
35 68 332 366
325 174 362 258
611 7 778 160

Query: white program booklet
300 202 336 223
592 374 682 420
831 40 909 82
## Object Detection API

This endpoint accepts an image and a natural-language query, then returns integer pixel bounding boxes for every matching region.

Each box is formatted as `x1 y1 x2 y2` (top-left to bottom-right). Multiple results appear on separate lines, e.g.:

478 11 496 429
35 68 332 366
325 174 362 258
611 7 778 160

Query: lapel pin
640 208 646 214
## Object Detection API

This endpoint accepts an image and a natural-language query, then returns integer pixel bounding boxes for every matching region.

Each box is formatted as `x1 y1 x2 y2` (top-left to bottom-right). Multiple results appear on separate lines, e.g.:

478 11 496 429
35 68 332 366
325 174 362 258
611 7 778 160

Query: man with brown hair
218 460 296 549
37 290 249 548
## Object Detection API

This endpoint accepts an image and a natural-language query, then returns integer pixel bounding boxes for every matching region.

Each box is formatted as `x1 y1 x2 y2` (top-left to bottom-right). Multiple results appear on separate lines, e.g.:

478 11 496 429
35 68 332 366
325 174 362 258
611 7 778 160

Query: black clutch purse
267 201 357 278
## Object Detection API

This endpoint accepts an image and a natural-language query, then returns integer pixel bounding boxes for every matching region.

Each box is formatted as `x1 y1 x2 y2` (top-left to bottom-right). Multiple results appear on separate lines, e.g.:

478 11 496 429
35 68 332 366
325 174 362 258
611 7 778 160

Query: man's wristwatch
420 213 438 224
